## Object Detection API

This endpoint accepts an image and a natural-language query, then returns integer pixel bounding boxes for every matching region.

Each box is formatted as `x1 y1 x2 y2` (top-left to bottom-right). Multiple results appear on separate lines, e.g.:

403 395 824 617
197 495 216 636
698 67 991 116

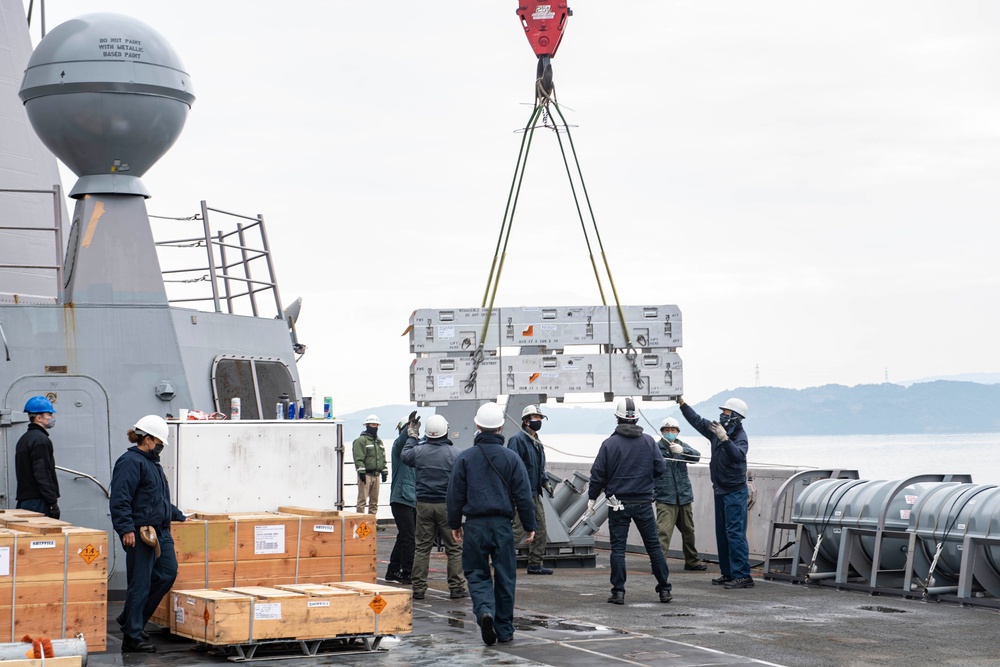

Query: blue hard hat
24 396 56 414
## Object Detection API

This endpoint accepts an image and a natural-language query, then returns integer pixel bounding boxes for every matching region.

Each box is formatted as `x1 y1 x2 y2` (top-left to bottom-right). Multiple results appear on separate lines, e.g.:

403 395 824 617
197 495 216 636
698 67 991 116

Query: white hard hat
614 397 638 420
425 414 449 438
521 404 547 420
363 414 381 426
719 398 747 419
474 403 505 429
660 417 680 430
134 415 169 444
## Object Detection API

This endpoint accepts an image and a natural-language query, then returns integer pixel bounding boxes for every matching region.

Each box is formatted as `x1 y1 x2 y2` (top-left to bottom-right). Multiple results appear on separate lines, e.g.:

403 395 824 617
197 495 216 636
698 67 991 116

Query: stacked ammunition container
0 510 108 652
151 508 377 628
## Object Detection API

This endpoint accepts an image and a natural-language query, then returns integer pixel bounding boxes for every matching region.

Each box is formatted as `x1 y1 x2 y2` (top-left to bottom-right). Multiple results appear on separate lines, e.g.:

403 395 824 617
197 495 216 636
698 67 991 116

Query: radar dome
19 13 195 198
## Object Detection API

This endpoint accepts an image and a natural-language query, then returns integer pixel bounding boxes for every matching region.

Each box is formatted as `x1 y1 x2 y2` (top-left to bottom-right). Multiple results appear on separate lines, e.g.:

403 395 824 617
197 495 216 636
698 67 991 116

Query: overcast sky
25 1 1000 413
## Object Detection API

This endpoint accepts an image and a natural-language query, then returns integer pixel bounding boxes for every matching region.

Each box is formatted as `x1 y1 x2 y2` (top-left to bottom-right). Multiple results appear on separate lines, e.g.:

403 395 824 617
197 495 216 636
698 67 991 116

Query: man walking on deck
588 398 673 605
448 403 536 646
677 396 753 589
508 404 554 574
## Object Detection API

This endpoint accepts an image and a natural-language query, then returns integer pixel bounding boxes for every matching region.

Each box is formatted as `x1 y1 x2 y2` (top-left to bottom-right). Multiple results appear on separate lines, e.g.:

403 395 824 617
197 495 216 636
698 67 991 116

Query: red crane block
517 3 571 58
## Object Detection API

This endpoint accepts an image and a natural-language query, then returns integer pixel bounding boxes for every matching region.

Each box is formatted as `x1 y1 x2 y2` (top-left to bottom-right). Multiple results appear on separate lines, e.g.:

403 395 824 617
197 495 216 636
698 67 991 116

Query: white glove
668 443 683 454
607 495 624 511
582 499 596 520
709 422 728 441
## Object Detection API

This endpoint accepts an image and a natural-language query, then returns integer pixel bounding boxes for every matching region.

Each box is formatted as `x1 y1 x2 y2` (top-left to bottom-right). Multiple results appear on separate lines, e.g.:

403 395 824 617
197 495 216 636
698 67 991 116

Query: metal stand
211 634 386 662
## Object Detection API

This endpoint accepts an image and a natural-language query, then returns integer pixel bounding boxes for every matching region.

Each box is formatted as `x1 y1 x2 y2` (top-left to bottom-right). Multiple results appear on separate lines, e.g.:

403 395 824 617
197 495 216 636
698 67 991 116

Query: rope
149 213 202 221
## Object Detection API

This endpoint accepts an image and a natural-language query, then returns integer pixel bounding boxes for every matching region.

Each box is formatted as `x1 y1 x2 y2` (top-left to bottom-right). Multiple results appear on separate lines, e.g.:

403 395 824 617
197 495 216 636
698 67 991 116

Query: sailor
655 417 707 571
508 404 555 574
587 397 673 605
401 413 468 600
447 403 535 646
677 396 753 589
110 415 186 653
14 396 60 519
353 415 387 514
386 412 418 585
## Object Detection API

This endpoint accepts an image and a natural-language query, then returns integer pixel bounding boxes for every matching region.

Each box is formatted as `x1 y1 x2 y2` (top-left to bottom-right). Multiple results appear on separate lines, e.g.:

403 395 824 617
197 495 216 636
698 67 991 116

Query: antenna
755 363 760 387
884 367 889 383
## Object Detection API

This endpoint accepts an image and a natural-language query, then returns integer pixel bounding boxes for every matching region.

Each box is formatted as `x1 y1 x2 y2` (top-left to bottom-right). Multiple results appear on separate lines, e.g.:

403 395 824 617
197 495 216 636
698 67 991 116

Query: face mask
44 416 56 430
661 431 677 442
365 425 378 436
153 443 165 456
528 420 543 432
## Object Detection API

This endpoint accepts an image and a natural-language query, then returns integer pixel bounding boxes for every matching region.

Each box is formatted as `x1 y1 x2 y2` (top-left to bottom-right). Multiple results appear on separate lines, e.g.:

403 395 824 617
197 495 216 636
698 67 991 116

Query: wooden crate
0 600 106 651
222 586 312 641
341 513 377 556
276 506 342 518
273 584 369 637
0 528 107 583
324 581 412 635
170 589 253 644
172 519 236 563
0 658 81 667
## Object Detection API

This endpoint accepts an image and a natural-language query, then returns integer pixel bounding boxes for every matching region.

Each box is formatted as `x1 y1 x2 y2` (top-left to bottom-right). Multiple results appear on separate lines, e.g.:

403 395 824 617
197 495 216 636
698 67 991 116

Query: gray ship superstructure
0 6 301 590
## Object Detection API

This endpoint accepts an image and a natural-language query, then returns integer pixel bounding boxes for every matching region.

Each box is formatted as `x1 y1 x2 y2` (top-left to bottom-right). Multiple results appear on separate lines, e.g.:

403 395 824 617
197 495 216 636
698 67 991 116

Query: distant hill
338 381 1000 436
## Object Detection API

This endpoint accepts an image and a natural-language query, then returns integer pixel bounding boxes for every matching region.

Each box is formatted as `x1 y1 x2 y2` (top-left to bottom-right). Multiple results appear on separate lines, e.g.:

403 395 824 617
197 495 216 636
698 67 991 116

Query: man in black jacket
588 398 673 605
15 396 60 519
678 396 753 589
448 403 535 646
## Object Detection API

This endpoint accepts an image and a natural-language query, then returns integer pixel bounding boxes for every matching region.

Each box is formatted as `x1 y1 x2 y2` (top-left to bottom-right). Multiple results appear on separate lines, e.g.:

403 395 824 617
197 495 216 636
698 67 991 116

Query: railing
0 184 64 301
153 201 284 318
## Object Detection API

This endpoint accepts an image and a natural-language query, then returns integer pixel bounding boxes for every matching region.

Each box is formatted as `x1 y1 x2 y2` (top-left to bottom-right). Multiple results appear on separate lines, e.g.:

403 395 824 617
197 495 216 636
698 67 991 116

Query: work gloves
406 410 421 439
708 422 728 441
381 471 388 483
542 479 556 498
668 443 684 455
48 504 60 520
582 498 596 519
358 472 367 483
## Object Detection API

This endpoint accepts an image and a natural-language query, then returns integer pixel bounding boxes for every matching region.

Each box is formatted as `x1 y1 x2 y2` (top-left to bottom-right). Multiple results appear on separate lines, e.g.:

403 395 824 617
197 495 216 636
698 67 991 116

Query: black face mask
153 443 165 456
365 425 379 437
527 420 543 432
720 413 740 434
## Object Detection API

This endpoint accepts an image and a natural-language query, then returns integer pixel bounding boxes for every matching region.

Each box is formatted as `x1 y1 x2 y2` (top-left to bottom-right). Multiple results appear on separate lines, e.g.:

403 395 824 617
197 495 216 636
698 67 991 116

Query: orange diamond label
79 544 100 564
355 522 372 539
203 609 211 624
369 595 387 615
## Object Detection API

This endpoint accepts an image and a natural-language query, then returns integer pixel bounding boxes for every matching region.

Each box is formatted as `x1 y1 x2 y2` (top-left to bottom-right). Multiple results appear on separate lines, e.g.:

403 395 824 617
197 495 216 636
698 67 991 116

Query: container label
957 523 966 530
175 608 184 624
255 603 281 620
438 326 455 339
905 495 918 504
900 509 911 520
187 597 196 605
0 547 8 576
254 525 285 555
30 540 57 549
313 524 335 533
307 600 331 608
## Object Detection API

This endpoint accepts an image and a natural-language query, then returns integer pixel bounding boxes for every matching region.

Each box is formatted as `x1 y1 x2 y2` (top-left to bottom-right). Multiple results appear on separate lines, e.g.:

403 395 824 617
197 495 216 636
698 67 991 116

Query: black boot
397 570 412 585
385 567 401 583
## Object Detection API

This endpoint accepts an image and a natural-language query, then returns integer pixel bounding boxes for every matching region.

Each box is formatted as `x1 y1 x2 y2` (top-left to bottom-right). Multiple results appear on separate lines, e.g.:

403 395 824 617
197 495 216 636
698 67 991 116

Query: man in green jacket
655 417 706 571
353 415 387 514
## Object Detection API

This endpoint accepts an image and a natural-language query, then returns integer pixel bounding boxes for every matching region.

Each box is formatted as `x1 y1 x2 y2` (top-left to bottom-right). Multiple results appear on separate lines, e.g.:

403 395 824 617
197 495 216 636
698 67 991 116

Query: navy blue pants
608 501 671 595
389 502 416 575
121 528 177 642
16 498 52 517
714 486 750 579
462 516 517 641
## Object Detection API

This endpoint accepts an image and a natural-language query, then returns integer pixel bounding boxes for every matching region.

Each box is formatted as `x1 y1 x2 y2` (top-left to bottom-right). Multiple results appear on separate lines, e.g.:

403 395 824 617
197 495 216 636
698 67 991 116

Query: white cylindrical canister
231 397 241 420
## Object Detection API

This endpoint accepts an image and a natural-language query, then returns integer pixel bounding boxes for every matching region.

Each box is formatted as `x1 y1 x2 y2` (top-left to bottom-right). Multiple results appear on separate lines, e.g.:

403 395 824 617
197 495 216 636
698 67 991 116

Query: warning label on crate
354 522 372 539
313 524 335 533
254 525 285 555
255 603 282 620
0 547 8 576
174 608 184 625
79 543 100 564
369 595 387 615
307 600 331 608
30 540 57 549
